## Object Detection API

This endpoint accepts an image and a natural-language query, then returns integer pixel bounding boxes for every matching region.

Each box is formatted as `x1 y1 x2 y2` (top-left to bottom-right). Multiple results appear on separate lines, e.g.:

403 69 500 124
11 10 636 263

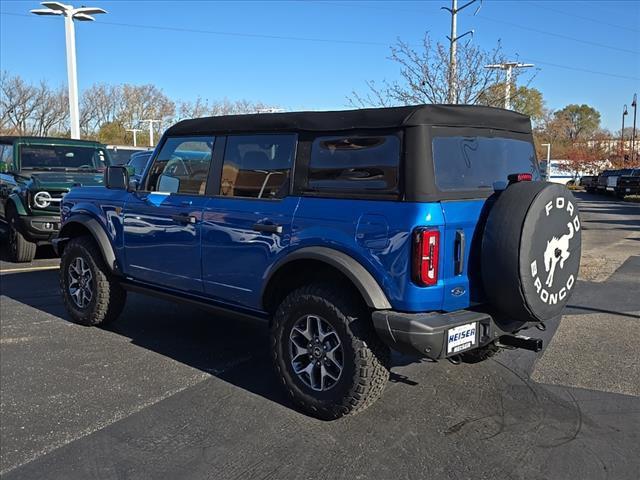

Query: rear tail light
412 228 440 287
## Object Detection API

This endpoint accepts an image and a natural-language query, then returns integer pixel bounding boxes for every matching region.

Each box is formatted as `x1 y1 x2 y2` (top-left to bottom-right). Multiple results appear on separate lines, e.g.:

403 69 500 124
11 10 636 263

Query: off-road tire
8 211 36 263
271 283 390 420
60 236 126 326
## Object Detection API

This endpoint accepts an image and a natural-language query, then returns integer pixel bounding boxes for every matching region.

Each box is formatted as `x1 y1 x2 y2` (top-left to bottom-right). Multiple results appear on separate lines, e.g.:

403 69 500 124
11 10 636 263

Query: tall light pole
485 62 534 109
31 2 106 139
631 94 637 164
541 143 551 180
442 0 480 104
126 128 142 147
142 119 161 147
621 104 628 164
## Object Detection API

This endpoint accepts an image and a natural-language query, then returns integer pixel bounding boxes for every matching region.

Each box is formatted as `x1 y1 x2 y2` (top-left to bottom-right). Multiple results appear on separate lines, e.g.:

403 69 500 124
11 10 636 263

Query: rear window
432 133 539 191
308 135 400 193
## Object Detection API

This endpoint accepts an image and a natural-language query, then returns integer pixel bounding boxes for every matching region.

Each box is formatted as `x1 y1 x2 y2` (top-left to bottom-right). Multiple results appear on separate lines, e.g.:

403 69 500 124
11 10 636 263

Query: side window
308 135 400 193
0 144 13 170
221 134 296 199
146 136 214 195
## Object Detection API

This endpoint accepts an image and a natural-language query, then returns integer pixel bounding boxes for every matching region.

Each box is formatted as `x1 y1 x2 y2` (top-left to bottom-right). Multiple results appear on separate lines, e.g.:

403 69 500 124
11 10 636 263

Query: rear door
201 134 298 309
122 136 216 293
431 129 540 311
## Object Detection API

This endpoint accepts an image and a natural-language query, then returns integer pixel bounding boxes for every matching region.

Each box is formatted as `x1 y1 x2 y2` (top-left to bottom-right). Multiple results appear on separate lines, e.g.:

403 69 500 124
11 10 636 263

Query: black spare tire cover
481 181 581 327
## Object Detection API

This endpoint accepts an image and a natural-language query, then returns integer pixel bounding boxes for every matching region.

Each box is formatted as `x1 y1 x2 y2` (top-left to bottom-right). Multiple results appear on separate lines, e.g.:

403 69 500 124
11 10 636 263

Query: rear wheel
8 211 36 263
60 236 126 326
271 283 390 420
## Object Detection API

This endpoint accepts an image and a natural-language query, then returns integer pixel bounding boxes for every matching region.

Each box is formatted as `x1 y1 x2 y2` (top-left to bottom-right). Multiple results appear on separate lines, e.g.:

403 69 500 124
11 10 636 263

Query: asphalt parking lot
1 192 639 480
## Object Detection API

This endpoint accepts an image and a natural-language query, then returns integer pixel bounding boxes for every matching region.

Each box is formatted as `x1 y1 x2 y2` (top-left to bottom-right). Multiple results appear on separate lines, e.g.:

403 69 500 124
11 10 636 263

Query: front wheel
8 214 36 263
271 283 390 420
60 236 126 326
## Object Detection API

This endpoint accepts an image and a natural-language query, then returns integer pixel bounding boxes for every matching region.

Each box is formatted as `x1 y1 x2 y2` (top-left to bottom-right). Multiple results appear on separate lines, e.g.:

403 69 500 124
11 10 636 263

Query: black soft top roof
166 104 532 136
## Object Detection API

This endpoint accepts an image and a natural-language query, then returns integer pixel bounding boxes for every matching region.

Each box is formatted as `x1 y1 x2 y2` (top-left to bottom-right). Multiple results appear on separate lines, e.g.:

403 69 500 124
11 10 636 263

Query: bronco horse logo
543 222 575 288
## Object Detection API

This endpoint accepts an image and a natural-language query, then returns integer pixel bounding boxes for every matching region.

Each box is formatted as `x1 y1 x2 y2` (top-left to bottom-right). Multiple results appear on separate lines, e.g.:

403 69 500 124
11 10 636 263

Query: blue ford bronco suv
54 105 581 419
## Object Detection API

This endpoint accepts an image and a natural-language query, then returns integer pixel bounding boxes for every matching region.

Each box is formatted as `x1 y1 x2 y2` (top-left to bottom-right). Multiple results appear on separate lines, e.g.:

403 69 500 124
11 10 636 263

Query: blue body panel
289 197 447 312
122 192 210 293
201 196 300 308
61 186 488 314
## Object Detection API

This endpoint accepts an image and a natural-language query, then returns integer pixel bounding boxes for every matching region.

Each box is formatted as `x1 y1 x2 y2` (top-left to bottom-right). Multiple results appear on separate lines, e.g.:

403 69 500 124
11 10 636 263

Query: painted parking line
0 265 60 274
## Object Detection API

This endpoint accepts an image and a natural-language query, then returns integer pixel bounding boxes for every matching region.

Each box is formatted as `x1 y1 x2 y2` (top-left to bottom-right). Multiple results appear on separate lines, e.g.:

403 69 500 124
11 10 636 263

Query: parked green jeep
0 136 110 262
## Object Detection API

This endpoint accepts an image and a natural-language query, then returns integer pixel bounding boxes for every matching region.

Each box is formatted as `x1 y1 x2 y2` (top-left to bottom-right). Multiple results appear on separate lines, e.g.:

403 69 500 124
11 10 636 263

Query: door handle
253 223 283 234
454 229 465 276
171 213 197 225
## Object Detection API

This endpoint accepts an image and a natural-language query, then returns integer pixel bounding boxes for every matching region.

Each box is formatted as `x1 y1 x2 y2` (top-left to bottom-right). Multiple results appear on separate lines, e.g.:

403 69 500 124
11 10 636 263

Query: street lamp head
40 2 72 11
30 8 62 15
632 94 637 108
73 13 95 21
623 105 628 115
31 2 107 18
74 6 107 15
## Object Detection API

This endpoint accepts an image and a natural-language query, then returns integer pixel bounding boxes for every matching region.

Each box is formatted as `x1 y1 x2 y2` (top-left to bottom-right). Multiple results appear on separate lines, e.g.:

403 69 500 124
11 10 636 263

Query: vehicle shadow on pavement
0 270 423 415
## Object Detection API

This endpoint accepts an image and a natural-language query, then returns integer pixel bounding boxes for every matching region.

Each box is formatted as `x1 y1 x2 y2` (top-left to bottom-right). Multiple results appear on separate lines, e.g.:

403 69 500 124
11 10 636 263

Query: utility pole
484 62 534 109
126 128 142 147
621 104 628 164
442 0 480 104
632 94 637 164
31 2 107 139
142 119 161 147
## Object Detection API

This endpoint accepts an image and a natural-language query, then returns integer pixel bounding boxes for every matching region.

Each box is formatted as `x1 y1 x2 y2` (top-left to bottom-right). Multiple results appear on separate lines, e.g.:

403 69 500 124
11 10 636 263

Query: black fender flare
55 214 118 274
262 246 392 310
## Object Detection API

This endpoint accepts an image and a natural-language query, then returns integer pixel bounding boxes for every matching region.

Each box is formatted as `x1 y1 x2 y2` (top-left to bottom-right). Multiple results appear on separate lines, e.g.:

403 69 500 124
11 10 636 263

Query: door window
220 134 296 199
147 136 214 195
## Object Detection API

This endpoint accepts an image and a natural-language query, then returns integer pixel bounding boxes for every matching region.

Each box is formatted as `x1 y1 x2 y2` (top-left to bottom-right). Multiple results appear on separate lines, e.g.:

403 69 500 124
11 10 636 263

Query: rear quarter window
308 135 400 194
432 133 539 192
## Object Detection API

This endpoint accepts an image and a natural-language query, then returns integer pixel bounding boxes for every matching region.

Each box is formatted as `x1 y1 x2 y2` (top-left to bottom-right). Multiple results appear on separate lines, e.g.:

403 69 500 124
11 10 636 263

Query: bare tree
0 72 38 134
177 96 211 120
348 34 524 108
31 82 69 136
0 72 69 136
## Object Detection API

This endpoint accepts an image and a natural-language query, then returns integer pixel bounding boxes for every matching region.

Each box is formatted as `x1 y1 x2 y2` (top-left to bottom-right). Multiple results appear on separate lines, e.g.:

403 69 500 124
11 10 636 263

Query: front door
123 135 216 293
201 134 299 309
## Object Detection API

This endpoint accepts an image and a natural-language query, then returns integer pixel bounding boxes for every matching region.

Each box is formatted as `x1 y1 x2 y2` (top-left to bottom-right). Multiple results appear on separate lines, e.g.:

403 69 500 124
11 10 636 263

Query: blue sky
1 0 639 131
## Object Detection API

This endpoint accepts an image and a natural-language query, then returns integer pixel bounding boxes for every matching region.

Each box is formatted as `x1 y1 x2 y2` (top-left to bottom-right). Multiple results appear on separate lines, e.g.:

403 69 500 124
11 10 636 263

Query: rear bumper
616 185 640 196
372 309 510 359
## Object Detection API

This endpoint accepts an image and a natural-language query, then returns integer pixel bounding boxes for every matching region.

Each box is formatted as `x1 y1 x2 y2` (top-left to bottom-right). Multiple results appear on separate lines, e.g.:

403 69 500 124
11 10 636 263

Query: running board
121 281 270 325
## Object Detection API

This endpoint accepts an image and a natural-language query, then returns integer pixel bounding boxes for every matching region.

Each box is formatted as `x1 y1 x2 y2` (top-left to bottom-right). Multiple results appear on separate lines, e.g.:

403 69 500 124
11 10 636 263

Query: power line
511 55 639 82
0 11 389 47
469 13 639 56
305 1 640 56
521 0 640 34
1 11 637 82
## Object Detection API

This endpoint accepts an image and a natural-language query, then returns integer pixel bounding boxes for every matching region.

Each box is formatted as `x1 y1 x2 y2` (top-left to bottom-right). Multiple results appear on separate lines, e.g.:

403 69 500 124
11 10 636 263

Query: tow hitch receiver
498 335 543 352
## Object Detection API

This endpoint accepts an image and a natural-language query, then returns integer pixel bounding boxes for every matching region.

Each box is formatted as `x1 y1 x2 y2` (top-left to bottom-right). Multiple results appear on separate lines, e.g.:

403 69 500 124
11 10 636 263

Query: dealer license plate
447 322 477 355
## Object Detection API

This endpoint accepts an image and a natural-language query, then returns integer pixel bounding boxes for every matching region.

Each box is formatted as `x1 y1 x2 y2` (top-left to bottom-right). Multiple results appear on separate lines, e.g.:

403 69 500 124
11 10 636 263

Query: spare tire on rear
481 181 581 329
